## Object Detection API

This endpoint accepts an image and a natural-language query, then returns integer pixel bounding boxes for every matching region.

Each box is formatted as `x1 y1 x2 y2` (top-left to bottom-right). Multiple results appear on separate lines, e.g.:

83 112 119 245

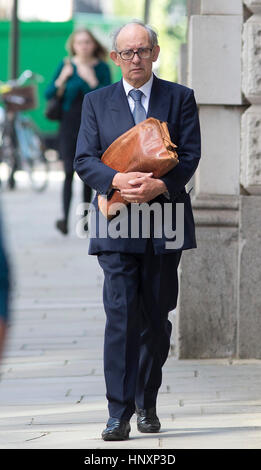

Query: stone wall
176 0 261 358
238 0 261 357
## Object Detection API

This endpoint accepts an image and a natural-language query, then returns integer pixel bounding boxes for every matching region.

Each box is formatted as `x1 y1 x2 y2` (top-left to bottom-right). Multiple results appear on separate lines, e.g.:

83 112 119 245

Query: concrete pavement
0 172 261 449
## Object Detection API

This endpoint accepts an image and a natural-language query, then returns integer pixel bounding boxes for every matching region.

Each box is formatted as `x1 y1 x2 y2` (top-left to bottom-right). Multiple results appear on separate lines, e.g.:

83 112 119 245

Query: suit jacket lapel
108 75 171 144
108 80 135 142
147 74 171 122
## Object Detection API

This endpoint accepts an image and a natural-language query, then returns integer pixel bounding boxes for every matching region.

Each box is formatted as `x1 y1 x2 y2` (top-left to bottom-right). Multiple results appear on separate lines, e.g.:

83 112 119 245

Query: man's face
110 24 160 88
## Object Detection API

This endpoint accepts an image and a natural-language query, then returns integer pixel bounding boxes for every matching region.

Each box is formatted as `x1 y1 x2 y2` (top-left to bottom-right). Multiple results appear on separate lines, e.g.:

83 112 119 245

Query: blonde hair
66 27 108 60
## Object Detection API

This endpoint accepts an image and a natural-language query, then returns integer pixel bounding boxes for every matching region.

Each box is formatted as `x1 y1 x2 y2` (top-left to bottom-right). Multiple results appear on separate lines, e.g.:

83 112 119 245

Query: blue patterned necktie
128 89 147 124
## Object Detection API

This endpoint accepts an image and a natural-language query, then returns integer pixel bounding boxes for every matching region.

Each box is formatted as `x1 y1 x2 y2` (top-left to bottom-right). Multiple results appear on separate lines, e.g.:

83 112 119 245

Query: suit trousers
97 237 182 421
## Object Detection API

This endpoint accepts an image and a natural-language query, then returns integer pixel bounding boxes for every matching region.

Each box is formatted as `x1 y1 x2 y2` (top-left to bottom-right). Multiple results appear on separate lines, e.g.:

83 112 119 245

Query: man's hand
118 173 168 203
112 171 153 191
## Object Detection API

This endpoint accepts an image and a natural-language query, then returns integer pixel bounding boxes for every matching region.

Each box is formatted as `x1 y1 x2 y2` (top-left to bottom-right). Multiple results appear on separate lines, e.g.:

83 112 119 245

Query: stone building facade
176 0 261 358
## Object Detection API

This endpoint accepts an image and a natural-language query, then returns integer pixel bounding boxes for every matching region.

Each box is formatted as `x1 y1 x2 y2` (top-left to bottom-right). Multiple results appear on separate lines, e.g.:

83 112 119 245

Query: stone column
238 0 261 357
176 0 246 358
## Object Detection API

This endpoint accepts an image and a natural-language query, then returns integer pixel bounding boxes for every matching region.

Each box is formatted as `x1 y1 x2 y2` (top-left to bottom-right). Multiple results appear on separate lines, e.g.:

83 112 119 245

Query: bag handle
158 120 178 155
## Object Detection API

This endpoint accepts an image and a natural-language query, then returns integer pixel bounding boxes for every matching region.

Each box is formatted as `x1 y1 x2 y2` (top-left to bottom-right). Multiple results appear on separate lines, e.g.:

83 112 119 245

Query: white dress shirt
122 73 154 114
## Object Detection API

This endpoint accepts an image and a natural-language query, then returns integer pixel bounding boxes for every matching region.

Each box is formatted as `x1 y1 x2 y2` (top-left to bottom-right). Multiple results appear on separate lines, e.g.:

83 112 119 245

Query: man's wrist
112 172 120 189
157 178 168 194
155 179 170 199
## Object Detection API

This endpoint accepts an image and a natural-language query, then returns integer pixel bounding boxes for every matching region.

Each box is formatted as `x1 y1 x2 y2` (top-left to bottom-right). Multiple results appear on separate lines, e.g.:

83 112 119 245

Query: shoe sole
102 432 130 441
137 424 161 433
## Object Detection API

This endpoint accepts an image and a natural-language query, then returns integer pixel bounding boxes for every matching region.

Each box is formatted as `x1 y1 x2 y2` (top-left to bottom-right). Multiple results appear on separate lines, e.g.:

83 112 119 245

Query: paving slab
0 176 261 449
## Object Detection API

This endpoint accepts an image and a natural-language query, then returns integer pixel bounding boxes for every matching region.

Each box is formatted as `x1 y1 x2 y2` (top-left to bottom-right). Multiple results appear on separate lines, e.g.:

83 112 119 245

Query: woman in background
45 28 111 235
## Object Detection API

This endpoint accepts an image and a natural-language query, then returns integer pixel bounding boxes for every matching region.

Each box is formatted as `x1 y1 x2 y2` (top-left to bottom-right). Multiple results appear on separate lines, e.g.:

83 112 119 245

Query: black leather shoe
56 219 68 235
8 173 16 190
102 417 131 441
136 406 161 433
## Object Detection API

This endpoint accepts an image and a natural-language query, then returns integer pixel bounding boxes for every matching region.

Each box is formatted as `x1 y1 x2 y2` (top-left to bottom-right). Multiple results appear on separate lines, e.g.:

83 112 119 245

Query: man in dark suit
74 21 201 441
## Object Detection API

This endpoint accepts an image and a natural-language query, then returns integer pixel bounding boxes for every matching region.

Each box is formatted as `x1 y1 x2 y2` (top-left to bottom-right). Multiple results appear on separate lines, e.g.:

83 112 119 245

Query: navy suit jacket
74 74 201 255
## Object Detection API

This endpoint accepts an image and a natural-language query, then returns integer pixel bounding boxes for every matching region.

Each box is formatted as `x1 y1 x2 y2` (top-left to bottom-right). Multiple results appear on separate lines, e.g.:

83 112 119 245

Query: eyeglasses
117 47 153 61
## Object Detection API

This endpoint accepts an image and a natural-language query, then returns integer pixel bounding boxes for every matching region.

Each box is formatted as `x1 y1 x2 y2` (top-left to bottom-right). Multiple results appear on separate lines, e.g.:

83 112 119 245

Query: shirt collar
122 73 154 98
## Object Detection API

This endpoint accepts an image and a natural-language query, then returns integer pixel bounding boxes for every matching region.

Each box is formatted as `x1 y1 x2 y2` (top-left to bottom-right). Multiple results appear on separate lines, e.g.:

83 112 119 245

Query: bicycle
0 70 49 192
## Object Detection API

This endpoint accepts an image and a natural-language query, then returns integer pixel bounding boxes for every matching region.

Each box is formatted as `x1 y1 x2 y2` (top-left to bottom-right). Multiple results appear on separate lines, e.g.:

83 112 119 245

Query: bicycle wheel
15 116 49 192
27 150 49 192
0 119 19 190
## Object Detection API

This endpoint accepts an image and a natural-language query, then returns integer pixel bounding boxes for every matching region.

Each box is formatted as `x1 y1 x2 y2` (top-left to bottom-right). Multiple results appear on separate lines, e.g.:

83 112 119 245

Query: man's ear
110 51 120 66
152 45 160 62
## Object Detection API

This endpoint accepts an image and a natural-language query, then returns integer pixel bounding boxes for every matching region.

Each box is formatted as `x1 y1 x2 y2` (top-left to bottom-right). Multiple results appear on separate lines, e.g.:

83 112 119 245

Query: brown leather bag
98 117 179 219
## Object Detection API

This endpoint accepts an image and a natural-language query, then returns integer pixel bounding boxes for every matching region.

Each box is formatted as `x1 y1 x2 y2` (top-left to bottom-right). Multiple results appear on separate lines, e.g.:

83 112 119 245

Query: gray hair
111 20 158 51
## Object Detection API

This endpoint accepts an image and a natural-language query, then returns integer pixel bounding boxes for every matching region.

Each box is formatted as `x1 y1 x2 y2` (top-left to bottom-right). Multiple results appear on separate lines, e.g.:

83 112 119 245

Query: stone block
177 223 239 358
188 15 243 104
187 0 201 16
178 43 188 86
242 15 261 104
201 0 243 15
244 0 261 14
196 105 242 195
238 195 261 358
241 105 261 194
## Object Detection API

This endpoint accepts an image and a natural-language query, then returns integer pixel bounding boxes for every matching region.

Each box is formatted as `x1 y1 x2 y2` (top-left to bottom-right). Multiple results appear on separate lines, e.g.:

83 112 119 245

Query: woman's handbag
45 58 70 121
98 117 179 219
45 95 63 121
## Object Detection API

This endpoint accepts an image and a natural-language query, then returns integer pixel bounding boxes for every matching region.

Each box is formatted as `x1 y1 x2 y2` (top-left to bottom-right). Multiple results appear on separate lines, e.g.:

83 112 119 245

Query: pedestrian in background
45 28 112 235
0 208 10 361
